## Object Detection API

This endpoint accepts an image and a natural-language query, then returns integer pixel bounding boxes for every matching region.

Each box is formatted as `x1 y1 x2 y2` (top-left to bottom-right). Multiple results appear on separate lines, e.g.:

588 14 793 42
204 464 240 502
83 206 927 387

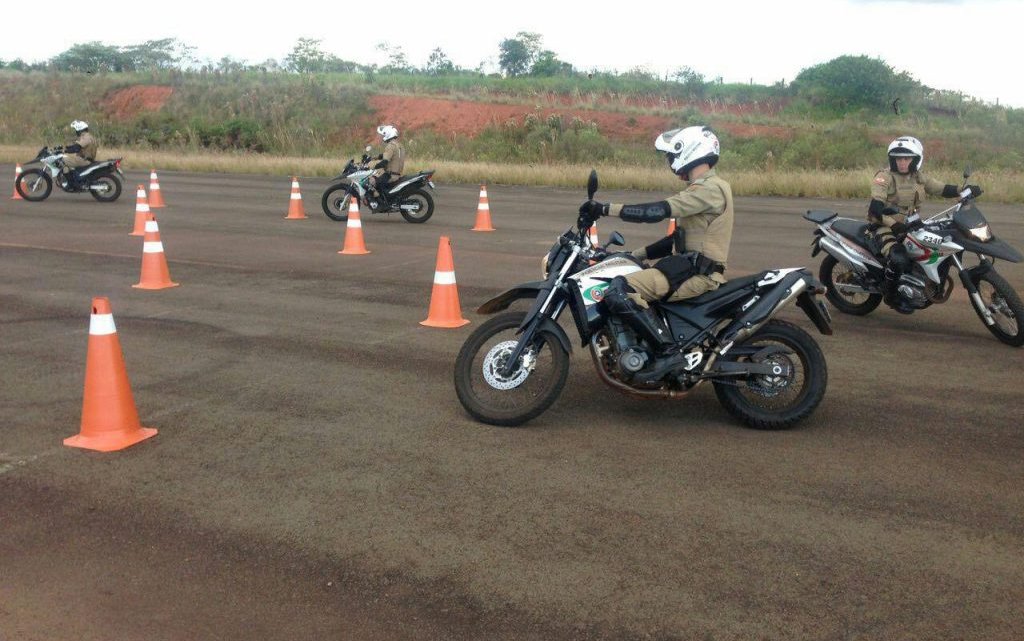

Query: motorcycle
321 147 436 223
454 171 833 430
804 169 1023 346
14 146 124 202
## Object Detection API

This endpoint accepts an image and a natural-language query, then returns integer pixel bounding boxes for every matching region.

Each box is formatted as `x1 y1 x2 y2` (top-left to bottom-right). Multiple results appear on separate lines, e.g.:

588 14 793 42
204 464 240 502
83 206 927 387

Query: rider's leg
603 273 674 352
878 228 913 313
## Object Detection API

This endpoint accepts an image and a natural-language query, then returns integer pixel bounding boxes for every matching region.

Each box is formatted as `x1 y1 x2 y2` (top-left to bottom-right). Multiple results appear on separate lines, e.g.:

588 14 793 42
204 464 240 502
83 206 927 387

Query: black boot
603 277 674 352
883 246 913 314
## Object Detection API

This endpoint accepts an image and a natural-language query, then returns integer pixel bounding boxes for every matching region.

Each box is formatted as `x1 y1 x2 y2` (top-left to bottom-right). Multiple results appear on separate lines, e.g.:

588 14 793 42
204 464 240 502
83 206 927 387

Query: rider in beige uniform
868 136 980 313
62 120 98 184
367 124 405 206
578 125 733 352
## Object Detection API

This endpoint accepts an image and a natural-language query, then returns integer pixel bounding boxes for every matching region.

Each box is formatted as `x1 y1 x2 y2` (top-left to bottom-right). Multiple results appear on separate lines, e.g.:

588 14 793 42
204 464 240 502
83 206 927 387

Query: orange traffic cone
130 185 150 236
338 197 370 255
11 164 23 200
148 169 166 208
667 218 676 236
471 184 495 231
588 223 599 246
133 215 179 289
284 176 306 219
64 297 157 452
421 236 470 328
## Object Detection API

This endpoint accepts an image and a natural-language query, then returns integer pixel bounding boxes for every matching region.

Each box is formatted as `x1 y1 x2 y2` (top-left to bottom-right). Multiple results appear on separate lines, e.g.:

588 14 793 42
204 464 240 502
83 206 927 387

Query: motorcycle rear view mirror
607 231 625 247
587 169 598 200
963 165 973 180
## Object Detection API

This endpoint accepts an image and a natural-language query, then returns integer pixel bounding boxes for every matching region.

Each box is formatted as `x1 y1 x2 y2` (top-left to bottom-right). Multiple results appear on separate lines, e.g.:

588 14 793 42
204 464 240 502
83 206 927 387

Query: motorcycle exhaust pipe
717 273 810 351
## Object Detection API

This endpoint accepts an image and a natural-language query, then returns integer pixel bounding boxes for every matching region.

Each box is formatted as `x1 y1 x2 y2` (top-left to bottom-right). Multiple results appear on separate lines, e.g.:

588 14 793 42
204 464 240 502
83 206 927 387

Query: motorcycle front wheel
970 270 1024 347
713 319 828 430
820 254 882 315
321 183 353 221
89 175 122 202
398 188 434 223
14 168 52 201
454 311 569 427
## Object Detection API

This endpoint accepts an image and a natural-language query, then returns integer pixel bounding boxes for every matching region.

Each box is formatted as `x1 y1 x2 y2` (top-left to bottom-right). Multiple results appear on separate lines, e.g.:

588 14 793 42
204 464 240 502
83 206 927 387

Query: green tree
285 38 331 73
792 55 920 111
530 50 573 77
50 42 131 71
671 66 706 98
425 47 456 75
122 38 193 70
498 31 542 77
376 42 410 73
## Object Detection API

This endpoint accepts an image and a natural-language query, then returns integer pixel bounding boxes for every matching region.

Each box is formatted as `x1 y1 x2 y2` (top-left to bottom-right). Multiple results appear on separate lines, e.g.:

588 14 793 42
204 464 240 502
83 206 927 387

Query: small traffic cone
130 185 150 236
338 197 370 255
471 184 495 231
148 169 166 208
11 164 23 200
588 223 599 245
421 236 470 328
64 297 157 452
284 176 306 219
667 218 676 236
133 215 179 289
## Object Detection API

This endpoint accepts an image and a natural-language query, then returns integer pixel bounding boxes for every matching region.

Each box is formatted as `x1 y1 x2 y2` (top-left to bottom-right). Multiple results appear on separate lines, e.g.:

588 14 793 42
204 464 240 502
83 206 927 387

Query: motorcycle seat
831 218 873 245
804 210 837 224
662 272 762 307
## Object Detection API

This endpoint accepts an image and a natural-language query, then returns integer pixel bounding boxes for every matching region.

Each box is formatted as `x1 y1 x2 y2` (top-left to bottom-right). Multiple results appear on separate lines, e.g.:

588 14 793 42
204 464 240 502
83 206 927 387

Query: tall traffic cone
471 184 495 231
667 218 676 236
10 164 23 200
284 176 306 219
588 223 599 245
338 197 370 255
421 236 470 328
133 215 179 289
64 297 157 452
147 169 166 208
130 185 150 236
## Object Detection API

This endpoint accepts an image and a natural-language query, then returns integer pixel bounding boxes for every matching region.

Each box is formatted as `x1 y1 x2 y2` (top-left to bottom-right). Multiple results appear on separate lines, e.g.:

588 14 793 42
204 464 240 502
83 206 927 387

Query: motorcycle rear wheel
454 311 569 427
321 183 353 221
713 319 828 430
971 270 1024 347
89 175 122 202
820 254 882 315
398 188 434 223
14 168 52 201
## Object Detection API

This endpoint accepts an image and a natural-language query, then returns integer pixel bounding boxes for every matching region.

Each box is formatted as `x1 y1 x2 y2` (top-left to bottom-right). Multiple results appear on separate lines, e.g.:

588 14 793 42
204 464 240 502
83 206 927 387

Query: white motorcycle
805 173 1023 346
320 147 435 223
15 146 124 202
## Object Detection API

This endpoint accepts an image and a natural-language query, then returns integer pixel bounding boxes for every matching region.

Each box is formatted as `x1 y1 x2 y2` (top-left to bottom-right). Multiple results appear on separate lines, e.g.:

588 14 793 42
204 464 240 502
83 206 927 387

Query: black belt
693 252 725 276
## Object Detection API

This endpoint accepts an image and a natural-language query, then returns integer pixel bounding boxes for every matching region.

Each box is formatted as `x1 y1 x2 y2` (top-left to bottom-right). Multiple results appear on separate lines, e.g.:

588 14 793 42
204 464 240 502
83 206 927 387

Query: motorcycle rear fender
796 289 834 335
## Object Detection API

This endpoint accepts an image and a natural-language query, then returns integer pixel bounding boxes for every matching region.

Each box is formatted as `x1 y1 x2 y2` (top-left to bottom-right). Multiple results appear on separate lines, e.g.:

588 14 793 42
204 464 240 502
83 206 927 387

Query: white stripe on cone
89 313 117 336
434 271 457 285
291 192 302 200
144 221 159 232
143 242 165 253
347 219 362 228
478 202 489 210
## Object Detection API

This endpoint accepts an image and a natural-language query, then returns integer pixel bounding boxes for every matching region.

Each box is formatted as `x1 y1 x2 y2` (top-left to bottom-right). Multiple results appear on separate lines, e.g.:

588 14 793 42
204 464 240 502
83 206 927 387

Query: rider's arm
65 143 82 154
608 201 671 223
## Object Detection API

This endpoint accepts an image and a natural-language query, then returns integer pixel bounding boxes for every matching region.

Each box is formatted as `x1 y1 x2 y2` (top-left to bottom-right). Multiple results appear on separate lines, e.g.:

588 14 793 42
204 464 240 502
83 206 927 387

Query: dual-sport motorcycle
14 146 124 202
805 169 1023 346
454 171 833 430
321 147 436 223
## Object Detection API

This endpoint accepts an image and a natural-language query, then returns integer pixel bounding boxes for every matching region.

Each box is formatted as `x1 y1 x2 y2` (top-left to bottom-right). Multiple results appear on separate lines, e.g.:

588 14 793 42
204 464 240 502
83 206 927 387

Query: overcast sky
4 0 1022 108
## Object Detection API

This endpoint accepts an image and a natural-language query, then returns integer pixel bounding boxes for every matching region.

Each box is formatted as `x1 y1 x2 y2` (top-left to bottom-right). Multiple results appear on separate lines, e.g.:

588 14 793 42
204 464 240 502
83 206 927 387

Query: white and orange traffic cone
471 184 495 231
338 197 369 255
588 223 599 246
133 215 179 290
284 176 306 219
64 297 158 452
421 236 470 328
11 164 23 200
130 185 150 236
667 217 676 236
147 169 166 208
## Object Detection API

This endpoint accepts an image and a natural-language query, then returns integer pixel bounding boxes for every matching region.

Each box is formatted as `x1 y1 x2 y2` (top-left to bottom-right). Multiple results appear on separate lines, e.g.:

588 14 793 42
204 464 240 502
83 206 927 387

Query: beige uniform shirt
380 140 405 176
870 169 946 223
75 132 98 161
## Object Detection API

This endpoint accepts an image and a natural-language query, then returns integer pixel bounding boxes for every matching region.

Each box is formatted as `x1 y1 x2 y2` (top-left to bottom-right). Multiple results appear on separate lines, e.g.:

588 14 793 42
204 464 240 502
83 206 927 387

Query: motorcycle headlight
968 224 992 242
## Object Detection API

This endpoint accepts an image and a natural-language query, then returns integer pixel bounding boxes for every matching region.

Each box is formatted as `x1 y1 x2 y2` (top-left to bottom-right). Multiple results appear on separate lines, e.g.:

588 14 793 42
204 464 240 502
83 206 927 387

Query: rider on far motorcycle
869 135 981 313
366 124 406 209
578 125 733 354
60 120 98 188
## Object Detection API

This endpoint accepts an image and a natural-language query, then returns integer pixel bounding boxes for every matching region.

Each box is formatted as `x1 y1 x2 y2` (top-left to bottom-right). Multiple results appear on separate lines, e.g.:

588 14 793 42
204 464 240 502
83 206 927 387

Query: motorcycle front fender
477 281 548 314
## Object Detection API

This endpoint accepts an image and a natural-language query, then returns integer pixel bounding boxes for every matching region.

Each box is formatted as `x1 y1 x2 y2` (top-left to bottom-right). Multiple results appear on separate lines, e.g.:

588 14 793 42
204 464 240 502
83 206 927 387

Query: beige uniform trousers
625 269 719 309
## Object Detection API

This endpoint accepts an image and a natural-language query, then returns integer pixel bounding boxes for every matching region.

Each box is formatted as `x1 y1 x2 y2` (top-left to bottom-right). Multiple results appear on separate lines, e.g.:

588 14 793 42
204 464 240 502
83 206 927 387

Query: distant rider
366 124 406 207
869 135 980 313
61 120 98 187
578 125 733 352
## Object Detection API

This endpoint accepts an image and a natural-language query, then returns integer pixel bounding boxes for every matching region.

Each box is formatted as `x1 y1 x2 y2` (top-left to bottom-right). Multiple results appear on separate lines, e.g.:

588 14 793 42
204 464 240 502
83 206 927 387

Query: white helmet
70 120 89 133
887 136 923 173
655 125 720 177
377 124 399 142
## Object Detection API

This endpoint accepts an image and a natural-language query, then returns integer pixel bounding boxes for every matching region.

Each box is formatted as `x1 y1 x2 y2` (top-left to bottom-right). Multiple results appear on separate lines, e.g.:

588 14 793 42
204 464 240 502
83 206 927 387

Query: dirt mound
367 95 792 142
104 85 174 120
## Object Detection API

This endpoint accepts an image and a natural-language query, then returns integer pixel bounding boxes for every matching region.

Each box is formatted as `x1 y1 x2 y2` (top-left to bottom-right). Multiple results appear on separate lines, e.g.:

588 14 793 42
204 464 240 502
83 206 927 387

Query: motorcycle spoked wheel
14 168 52 201
819 254 882 315
321 183 353 221
397 188 434 223
88 175 122 202
971 270 1024 347
713 319 828 430
454 311 569 427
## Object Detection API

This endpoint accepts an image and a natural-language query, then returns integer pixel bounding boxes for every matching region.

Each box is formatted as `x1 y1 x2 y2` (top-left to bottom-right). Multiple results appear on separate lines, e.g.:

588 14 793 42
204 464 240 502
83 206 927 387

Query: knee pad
602 276 635 313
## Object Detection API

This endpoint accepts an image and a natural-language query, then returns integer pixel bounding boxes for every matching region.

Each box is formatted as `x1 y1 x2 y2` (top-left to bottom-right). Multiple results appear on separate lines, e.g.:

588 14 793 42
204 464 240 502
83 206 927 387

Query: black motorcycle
15 146 124 202
321 149 435 223
454 171 833 429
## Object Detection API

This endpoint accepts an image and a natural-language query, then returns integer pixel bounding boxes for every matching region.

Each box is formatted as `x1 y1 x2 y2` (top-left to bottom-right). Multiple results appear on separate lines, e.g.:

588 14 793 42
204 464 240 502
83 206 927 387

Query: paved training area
2 169 1023 640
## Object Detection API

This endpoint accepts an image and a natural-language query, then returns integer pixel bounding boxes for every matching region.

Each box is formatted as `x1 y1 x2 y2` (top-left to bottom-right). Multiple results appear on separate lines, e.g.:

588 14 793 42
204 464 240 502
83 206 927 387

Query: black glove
376 154 384 160
966 184 983 198
577 200 608 230
890 222 908 237
881 207 899 217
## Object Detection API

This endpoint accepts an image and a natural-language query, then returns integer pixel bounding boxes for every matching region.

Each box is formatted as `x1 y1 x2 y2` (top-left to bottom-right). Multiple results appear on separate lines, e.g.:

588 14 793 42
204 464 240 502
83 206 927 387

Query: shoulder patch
873 174 889 186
